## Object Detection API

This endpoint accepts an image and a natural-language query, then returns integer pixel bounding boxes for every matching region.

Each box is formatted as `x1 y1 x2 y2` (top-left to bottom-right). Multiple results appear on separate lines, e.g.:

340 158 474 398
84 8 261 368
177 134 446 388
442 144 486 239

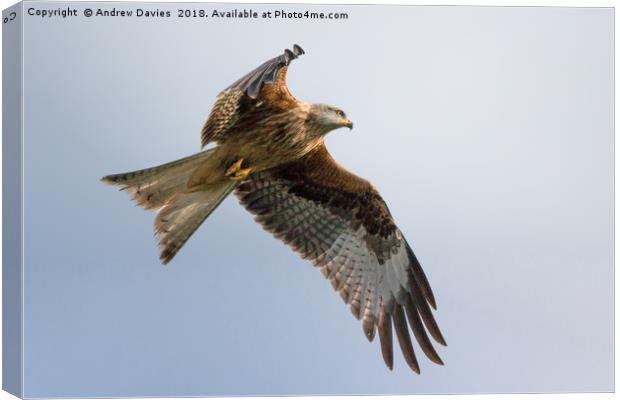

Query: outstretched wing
201 44 305 148
235 144 446 373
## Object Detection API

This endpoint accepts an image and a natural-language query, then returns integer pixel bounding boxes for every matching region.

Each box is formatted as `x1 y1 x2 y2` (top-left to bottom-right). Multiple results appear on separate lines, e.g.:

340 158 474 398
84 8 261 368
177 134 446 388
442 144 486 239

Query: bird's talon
229 167 252 181
225 158 244 177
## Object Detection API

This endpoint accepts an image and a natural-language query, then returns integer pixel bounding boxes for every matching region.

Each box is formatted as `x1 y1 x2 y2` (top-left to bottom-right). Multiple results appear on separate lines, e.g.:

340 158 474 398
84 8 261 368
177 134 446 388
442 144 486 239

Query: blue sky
19 3 613 397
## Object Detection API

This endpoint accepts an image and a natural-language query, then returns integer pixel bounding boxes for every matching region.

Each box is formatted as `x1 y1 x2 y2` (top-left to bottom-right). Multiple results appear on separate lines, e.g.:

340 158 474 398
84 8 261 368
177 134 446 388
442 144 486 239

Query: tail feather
155 181 237 264
101 149 214 210
102 148 235 264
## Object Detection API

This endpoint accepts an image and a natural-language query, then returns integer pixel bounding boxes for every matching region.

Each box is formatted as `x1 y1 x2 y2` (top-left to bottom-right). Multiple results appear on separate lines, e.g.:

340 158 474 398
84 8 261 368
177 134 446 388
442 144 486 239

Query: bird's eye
336 110 345 117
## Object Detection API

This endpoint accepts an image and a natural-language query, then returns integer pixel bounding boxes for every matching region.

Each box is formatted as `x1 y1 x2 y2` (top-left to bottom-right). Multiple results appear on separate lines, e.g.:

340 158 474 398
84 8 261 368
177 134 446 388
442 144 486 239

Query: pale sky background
18 3 613 397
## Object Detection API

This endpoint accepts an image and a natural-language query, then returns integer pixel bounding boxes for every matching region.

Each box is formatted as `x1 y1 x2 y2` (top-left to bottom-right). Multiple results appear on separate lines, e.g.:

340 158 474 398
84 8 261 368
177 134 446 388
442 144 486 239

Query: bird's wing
234 143 446 373
200 44 305 148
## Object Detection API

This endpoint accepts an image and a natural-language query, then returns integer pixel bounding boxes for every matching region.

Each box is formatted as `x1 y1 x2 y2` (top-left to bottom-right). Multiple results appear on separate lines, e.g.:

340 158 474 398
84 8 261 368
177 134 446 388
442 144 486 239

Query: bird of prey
102 45 446 373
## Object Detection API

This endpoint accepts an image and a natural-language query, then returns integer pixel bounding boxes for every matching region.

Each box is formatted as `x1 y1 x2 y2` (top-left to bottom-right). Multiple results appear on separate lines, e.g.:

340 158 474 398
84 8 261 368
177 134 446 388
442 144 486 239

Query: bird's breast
227 109 319 171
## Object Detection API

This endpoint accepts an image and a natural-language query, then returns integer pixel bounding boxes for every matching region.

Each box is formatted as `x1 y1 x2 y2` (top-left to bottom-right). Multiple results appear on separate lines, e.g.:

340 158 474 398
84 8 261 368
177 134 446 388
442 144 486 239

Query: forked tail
153 181 236 263
101 149 237 264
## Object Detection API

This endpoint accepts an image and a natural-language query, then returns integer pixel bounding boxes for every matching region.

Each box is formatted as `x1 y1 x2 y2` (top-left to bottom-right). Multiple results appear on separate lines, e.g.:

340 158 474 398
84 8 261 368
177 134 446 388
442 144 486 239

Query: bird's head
309 104 353 134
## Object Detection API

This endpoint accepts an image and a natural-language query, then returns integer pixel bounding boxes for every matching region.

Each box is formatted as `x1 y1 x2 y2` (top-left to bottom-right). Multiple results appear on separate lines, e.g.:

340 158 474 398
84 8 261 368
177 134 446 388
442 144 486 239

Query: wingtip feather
292 44 305 55
392 304 420 374
283 49 295 65
378 312 394 370
363 318 376 342
428 296 437 310
402 295 444 366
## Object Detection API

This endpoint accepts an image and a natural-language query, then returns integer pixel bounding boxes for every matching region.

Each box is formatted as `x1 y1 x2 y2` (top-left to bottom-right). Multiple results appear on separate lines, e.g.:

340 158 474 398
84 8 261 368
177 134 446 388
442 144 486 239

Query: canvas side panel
2 2 23 398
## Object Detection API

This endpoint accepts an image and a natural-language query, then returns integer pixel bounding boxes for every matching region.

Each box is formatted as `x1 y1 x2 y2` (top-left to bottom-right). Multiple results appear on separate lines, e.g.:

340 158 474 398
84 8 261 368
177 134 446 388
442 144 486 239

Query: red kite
103 45 446 373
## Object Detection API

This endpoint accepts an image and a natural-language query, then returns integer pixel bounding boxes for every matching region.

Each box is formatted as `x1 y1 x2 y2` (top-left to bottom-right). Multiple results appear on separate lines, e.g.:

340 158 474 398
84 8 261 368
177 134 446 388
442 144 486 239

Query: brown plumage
102 45 446 373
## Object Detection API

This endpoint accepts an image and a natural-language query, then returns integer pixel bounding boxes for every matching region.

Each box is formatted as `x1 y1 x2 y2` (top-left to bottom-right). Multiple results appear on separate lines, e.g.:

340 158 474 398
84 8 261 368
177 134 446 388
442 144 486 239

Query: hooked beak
344 119 354 130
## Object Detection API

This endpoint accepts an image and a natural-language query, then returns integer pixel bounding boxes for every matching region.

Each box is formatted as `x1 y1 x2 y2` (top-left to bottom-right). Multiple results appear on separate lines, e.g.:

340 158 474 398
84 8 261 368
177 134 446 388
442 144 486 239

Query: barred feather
101 150 214 210
200 45 304 148
235 144 446 373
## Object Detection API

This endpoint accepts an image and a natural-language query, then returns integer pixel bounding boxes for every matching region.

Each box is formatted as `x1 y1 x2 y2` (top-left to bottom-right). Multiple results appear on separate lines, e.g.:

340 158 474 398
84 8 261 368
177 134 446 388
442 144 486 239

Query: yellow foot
229 167 252 181
225 158 252 181
225 158 244 177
